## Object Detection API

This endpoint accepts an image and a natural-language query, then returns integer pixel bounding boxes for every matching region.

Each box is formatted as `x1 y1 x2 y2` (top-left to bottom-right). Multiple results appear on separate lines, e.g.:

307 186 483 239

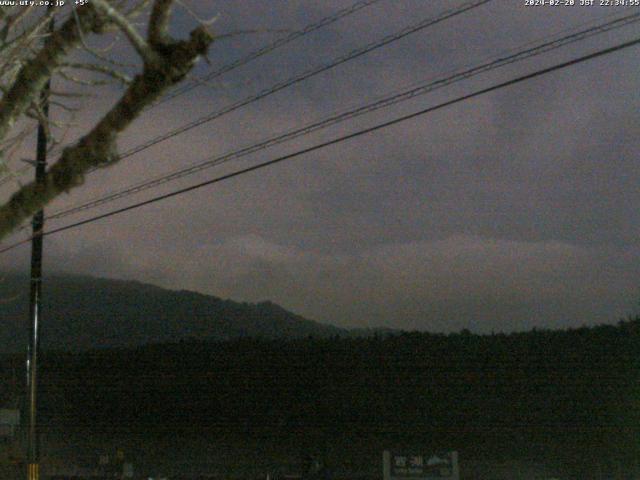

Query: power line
43 11 640 223
0 0 489 198
1 34 637 255
111 0 493 163
0 0 384 188
155 0 385 107
42 0 498 219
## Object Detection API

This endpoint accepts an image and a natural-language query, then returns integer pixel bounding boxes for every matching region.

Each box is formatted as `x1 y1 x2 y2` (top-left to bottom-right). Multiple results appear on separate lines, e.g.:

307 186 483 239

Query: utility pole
26 9 53 480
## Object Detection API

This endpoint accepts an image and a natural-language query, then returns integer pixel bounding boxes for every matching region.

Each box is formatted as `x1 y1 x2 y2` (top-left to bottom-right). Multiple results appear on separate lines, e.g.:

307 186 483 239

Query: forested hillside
0 274 346 352
0 318 636 478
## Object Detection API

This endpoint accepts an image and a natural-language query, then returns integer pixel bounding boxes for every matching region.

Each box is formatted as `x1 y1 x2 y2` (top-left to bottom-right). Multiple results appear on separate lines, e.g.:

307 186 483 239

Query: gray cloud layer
1 0 638 332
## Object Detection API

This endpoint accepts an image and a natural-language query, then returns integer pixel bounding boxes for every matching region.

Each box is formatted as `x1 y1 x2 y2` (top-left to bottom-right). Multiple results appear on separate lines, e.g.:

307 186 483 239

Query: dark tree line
1 318 638 474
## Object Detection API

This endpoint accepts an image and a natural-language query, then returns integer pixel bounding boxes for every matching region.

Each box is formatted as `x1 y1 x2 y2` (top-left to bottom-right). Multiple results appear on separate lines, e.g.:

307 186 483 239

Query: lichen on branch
0 1 214 241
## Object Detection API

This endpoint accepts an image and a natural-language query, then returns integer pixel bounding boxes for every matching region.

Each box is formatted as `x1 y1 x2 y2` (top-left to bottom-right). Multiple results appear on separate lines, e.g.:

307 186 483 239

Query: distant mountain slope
0 273 348 352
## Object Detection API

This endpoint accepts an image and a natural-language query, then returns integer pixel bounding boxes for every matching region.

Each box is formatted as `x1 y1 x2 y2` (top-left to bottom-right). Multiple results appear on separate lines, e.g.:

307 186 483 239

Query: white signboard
383 451 459 480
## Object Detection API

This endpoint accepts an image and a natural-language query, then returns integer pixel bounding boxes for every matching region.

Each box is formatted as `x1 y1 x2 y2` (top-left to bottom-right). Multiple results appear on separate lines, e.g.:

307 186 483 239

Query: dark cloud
1 0 638 333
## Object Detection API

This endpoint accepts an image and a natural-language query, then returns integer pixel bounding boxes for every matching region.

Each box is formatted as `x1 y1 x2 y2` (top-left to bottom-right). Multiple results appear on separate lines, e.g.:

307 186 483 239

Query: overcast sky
1 0 639 333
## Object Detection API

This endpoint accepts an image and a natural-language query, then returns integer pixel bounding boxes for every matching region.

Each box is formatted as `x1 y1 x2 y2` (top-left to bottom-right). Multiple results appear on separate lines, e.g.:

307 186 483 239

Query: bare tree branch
61 62 132 86
0 5 109 152
149 0 173 47
0 14 213 239
91 0 159 65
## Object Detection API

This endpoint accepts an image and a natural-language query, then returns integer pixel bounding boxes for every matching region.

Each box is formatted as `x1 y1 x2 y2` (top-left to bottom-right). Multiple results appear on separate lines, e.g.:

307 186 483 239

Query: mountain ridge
0 273 368 352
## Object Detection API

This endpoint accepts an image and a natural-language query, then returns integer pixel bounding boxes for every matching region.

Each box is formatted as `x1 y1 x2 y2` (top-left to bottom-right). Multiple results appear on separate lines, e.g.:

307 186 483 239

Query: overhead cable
1 34 637 255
